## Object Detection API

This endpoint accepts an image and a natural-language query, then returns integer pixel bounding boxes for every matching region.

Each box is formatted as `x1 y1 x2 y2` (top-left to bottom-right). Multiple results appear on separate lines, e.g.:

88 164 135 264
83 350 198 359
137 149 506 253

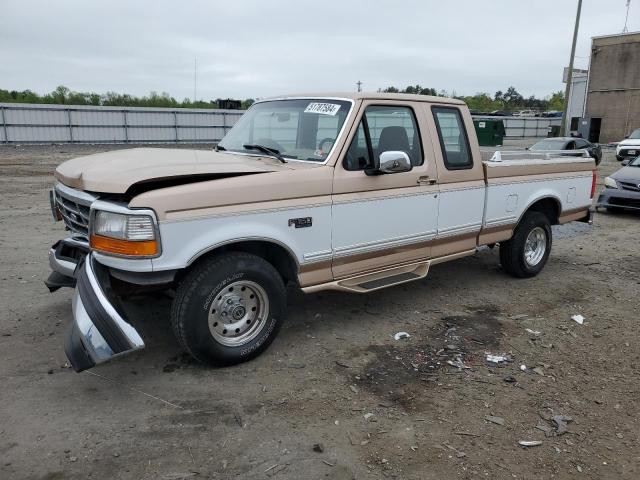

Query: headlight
604 176 618 189
91 211 159 256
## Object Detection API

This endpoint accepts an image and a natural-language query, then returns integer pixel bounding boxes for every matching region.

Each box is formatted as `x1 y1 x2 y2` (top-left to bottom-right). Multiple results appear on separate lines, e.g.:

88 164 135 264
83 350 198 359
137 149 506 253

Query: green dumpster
547 125 561 138
473 119 505 146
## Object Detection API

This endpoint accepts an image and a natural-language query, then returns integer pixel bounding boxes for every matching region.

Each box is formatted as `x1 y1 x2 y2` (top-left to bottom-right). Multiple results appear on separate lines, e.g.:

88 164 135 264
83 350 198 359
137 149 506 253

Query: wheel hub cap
207 280 269 346
524 227 547 267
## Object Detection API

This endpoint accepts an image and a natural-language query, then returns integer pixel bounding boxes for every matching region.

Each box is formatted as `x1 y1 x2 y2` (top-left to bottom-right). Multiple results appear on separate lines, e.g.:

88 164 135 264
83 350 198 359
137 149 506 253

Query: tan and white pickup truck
47 93 595 371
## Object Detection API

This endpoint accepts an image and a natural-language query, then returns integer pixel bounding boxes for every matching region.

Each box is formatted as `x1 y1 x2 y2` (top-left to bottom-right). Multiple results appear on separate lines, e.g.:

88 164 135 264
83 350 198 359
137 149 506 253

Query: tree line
380 85 564 113
0 85 255 110
0 84 564 113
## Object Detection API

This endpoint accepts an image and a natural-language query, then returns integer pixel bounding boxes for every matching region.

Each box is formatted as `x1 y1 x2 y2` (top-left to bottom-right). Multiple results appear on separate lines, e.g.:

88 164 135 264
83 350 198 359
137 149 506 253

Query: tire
171 252 286 366
499 212 552 278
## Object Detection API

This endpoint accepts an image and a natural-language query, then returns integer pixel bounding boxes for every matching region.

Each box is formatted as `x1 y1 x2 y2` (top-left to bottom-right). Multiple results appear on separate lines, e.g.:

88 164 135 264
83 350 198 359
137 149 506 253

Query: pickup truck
47 93 595 372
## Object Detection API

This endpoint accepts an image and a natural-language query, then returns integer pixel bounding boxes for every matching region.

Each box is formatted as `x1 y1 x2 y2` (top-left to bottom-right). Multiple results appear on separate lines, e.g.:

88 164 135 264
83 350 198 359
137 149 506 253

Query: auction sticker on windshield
304 103 341 116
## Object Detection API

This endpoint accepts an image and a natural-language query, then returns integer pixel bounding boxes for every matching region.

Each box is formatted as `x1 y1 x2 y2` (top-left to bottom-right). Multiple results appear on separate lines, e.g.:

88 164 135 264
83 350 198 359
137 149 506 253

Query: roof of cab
261 92 465 105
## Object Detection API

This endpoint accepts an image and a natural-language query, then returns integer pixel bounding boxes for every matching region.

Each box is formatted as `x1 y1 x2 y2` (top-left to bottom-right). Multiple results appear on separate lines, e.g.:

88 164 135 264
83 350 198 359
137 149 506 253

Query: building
583 31 640 143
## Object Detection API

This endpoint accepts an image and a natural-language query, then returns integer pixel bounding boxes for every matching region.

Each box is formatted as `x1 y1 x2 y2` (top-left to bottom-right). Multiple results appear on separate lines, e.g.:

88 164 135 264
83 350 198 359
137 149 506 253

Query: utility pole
356 81 362 92
560 0 582 136
623 0 631 33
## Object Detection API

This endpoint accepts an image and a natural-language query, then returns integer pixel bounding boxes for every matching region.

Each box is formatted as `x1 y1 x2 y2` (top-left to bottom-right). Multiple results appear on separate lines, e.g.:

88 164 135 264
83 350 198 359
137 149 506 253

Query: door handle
418 176 437 185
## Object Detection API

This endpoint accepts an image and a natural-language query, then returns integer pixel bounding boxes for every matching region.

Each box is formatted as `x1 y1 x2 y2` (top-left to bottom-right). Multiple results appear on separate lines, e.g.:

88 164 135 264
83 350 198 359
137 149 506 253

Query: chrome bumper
45 238 90 292
64 253 144 372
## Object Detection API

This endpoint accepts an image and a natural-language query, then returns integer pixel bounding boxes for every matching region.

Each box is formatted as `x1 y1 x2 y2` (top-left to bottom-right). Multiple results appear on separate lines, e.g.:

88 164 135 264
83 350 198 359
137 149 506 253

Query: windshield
629 156 640 167
530 139 567 151
628 129 640 140
217 99 352 162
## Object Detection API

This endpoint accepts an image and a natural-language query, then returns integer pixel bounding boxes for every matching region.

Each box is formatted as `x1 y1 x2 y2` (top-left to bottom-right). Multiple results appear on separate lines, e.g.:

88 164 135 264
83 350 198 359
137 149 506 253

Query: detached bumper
45 238 90 292
65 254 144 372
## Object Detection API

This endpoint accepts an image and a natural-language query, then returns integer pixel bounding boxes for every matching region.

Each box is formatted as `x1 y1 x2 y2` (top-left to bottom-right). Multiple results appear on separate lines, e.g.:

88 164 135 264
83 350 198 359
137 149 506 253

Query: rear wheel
499 212 552 278
171 252 286 366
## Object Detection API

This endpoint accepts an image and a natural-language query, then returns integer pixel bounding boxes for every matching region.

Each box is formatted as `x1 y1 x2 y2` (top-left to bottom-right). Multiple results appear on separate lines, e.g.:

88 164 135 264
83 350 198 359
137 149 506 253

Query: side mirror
621 159 630 166
624 135 629 139
378 151 413 174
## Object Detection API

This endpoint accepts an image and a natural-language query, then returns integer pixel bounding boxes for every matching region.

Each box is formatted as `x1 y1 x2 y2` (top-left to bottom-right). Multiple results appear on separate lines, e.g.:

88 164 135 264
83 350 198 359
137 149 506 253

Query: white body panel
484 174 592 228
93 173 590 276
151 205 332 272
331 193 439 258
436 186 485 238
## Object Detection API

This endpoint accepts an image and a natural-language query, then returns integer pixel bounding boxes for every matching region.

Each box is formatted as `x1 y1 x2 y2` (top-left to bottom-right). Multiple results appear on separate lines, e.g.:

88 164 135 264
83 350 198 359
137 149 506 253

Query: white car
616 128 640 161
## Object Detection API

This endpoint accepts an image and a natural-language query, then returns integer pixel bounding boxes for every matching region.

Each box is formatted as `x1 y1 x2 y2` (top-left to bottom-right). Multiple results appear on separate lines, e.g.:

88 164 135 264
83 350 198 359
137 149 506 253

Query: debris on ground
532 366 545 376
484 415 505 426
486 353 509 363
446 355 470 369
535 420 555 437
525 328 542 335
571 314 585 325
443 443 466 458
312 443 325 453
520 364 527 371
518 440 543 447
393 332 411 341
503 376 517 383
363 412 375 421
552 415 573 435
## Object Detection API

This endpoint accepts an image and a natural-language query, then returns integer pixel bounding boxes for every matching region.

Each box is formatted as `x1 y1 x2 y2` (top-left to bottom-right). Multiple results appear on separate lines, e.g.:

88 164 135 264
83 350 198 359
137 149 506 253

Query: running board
303 261 430 294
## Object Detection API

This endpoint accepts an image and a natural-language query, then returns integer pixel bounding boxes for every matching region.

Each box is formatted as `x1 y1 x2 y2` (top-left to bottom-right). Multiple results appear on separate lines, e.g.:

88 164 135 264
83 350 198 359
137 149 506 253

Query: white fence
0 103 562 144
0 103 243 144
472 115 562 138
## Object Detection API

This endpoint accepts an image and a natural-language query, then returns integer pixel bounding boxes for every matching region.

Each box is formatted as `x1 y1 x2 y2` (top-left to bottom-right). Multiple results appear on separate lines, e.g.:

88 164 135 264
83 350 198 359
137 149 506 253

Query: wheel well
181 240 298 286
525 197 560 225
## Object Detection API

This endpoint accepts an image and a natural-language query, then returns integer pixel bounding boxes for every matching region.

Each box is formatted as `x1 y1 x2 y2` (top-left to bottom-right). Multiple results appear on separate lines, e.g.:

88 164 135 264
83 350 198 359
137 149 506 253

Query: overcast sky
1 0 638 101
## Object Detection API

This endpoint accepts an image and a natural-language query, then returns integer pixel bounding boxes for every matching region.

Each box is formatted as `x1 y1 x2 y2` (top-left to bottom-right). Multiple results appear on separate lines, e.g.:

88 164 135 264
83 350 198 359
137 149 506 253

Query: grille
53 185 96 239
619 181 640 192
610 197 640 208
619 149 640 157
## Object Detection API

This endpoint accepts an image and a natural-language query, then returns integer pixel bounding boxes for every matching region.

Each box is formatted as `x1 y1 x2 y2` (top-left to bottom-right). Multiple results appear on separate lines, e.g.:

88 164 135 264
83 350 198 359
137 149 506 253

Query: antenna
194 57 197 103
623 0 631 33
356 80 362 92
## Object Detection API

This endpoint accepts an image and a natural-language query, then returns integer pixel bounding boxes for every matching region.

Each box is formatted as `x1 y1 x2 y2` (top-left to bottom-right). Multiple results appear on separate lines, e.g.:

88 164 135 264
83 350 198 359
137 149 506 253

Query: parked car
528 137 602 165
596 155 640 212
47 93 596 372
615 128 640 161
513 110 537 117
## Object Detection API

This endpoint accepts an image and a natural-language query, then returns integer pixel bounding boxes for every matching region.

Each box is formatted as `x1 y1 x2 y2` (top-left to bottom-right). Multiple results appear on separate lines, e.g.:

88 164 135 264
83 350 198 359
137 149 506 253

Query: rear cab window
432 107 473 170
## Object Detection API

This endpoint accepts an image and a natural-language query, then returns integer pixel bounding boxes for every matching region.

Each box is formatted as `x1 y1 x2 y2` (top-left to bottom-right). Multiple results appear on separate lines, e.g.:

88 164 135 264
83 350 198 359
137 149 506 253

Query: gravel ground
0 140 638 480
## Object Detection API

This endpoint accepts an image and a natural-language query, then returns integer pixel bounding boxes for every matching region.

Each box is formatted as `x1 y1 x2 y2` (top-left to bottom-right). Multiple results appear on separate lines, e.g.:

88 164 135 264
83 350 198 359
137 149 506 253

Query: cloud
1 0 636 100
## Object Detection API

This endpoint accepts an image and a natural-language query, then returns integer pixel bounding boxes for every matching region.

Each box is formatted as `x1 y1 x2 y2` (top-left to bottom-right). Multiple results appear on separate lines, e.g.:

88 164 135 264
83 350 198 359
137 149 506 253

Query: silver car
596 156 640 212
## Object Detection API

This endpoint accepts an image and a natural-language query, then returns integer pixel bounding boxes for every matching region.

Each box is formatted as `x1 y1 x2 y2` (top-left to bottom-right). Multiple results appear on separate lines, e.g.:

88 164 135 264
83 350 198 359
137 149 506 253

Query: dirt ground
0 141 638 480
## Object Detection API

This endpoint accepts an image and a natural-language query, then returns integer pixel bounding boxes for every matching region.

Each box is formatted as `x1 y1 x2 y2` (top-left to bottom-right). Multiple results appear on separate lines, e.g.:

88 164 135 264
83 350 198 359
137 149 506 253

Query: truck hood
55 148 289 194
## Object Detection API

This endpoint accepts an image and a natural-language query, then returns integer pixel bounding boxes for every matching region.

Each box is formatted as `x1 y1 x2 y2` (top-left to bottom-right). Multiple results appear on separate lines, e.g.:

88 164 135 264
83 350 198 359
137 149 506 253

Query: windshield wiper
243 144 286 163
214 144 226 152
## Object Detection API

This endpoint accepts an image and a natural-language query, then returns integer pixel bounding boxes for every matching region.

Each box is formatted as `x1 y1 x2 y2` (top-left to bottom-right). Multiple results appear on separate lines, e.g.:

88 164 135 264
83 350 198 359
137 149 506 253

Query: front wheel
499 212 552 278
171 252 286 366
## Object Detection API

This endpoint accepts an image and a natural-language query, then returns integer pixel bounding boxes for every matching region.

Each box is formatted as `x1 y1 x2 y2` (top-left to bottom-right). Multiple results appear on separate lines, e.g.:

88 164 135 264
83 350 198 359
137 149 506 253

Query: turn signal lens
90 234 158 256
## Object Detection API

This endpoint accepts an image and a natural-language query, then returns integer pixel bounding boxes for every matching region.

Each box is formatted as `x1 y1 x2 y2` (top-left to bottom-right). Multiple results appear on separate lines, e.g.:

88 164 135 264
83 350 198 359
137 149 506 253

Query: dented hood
55 148 287 194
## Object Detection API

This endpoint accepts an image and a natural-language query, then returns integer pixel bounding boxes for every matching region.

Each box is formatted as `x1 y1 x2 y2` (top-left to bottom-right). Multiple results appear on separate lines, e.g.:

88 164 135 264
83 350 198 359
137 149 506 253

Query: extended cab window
344 105 423 171
432 107 472 170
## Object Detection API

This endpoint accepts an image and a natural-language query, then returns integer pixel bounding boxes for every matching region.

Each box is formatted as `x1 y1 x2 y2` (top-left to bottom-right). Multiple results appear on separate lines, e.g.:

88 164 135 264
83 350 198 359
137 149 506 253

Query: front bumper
45 238 90 292
64 253 144 372
596 188 640 211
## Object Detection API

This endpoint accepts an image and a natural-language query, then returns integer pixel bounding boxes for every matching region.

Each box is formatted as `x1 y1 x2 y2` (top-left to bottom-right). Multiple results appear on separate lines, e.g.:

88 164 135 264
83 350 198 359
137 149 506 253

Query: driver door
331 101 439 279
